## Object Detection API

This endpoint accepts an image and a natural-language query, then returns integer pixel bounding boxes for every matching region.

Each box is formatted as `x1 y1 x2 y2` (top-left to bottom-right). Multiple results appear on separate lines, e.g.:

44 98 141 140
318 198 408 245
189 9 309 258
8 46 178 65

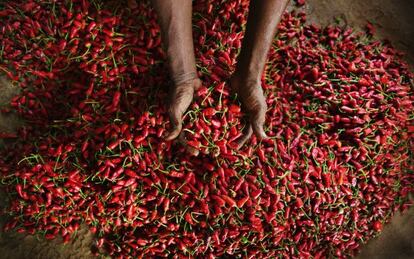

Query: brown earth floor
0 0 413 258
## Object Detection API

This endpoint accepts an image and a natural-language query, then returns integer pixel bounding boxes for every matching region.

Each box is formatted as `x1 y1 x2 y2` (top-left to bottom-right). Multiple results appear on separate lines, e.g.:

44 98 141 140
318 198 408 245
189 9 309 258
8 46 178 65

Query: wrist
172 71 198 86
234 59 262 79
232 71 261 90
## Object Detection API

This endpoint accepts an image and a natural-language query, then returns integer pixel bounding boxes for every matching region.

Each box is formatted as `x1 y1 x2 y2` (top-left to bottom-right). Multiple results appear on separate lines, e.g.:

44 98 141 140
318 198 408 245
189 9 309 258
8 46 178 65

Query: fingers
235 105 267 149
165 98 188 141
165 81 196 141
178 133 200 156
250 104 268 140
252 120 267 140
235 124 253 149
229 76 268 148
242 88 268 142
165 111 182 141
164 76 267 151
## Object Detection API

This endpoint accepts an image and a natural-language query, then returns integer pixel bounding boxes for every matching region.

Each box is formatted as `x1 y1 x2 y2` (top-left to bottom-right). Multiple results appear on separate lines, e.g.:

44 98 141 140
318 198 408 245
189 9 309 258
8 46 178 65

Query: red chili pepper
211 195 226 207
250 189 262 200
203 107 216 117
221 195 237 208
257 147 266 162
15 184 26 198
237 196 249 208
372 221 382 231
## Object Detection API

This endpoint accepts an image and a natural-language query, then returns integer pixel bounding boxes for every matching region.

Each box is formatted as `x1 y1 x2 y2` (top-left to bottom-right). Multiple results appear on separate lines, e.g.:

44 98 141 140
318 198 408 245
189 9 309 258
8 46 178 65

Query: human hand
230 75 268 148
165 78 201 141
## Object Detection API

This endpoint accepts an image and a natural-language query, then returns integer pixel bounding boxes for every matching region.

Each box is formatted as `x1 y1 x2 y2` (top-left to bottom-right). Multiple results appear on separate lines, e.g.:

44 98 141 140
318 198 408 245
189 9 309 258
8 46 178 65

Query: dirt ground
0 0 413 258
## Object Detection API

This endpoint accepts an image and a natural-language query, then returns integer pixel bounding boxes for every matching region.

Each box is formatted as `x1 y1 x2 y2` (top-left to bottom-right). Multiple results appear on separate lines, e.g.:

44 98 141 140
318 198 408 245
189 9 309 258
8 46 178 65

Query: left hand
230 76 268 148
165 78 201 141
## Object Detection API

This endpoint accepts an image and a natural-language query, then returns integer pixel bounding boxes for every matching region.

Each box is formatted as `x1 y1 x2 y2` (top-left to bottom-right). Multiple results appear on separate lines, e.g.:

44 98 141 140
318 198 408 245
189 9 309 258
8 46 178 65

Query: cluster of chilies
0 0 413 258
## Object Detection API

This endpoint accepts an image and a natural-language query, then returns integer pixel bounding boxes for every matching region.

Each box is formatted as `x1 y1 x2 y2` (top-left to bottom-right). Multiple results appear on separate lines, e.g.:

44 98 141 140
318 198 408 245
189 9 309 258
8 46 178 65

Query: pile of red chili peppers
0 0 413 258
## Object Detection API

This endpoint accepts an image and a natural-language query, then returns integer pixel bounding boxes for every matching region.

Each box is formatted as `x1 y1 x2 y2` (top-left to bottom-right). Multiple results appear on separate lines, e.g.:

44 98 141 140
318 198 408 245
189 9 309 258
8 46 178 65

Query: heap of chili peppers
0 0 413 258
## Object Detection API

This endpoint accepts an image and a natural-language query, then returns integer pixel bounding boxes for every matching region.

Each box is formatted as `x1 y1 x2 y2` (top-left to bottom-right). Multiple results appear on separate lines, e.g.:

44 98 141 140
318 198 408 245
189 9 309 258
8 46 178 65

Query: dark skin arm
151 0 201 141
231 0 289 146
150 0 289 147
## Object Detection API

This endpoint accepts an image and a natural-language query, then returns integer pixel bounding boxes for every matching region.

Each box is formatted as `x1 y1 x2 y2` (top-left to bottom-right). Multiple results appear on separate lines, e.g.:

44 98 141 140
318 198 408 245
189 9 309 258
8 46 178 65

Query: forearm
151 0 197 85
230 0 289 142
235 0 289 83
151 0 200 141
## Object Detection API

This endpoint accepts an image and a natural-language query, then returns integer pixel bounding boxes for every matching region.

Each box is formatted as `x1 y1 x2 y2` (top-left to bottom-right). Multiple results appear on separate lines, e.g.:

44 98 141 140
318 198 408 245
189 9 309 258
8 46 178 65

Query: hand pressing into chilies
149 0 289 149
